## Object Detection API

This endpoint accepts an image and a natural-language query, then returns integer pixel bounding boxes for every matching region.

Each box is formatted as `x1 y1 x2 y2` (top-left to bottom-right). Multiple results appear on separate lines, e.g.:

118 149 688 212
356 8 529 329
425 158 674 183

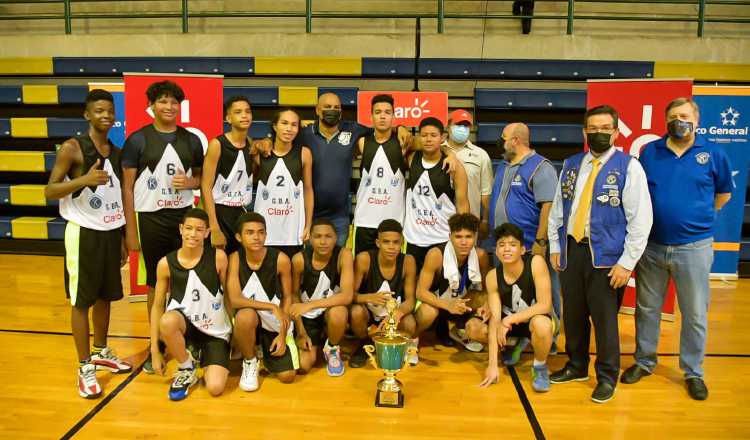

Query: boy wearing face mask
547 105 652 404
444 110 494 239
621 98 732 401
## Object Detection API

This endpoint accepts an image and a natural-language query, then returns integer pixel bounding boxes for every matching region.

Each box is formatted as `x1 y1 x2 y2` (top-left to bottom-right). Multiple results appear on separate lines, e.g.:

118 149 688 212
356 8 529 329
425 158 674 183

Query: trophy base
375 389 404 408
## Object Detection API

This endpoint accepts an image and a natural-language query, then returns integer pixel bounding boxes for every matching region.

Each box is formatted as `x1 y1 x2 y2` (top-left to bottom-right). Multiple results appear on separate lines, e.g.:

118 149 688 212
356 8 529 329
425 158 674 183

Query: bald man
294 93 410 247
488 123 561 347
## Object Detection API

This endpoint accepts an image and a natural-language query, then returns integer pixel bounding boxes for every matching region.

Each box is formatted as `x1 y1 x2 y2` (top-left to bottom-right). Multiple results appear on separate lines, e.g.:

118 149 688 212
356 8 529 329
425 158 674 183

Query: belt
568 235 589 245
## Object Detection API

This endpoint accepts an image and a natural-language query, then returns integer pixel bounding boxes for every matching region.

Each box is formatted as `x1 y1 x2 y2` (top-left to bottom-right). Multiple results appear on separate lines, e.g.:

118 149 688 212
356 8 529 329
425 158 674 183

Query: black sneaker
436 317 455 347
550 366 589 384
620 364 651 384
591 382 616 403
349 344 369 368
686 377 708 401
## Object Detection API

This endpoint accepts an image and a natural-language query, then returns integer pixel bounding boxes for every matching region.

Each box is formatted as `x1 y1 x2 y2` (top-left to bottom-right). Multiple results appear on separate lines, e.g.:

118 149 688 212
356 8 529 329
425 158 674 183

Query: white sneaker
77 363 102 399
449 326 484 353
91 347 132 373
407 338 419 366
240 357 259 392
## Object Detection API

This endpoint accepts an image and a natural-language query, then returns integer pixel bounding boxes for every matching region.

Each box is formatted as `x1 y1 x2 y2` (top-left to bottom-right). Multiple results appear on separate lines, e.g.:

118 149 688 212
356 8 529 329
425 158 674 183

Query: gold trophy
364 298 416 408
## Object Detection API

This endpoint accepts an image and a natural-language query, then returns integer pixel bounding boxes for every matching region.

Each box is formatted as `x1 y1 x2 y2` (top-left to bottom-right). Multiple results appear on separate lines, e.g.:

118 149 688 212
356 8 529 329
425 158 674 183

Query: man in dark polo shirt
621 97 733 401
293 92 411 248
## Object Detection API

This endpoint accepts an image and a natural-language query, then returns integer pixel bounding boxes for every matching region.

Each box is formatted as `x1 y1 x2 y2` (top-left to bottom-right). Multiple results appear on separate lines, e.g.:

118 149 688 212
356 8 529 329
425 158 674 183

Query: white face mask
450 125 470 144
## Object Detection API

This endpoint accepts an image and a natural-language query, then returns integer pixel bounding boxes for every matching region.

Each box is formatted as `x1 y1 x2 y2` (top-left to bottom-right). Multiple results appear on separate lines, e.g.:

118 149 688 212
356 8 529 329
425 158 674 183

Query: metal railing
0 0 747 36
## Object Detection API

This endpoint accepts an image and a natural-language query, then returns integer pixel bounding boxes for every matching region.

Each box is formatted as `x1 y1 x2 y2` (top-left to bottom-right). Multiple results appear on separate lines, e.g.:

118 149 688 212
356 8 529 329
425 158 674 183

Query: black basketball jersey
130 125 198 212
165 247 231 341
428 243 481 301
300 246 342 319
238 247 293 333
59 134 124 231
211 134 253 208
362 249 405 320
254 145 305 246
404 151 457 247
497 253 537 317
354 133 406 228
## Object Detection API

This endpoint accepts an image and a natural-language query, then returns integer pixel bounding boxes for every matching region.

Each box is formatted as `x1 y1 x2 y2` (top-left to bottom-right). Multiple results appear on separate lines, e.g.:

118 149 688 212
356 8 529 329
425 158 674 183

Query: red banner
357 91 448 127
587 79 693 318
124 73 224 296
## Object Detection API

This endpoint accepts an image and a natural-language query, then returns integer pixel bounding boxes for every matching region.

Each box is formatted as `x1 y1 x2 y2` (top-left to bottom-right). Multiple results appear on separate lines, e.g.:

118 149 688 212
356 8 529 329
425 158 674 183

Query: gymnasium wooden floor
1 254 748 439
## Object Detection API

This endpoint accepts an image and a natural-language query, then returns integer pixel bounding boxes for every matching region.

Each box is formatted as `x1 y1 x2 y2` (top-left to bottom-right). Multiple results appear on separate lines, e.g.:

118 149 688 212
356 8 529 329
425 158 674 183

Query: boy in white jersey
45 89 132 399
201 95 256 255
150 208 231 401
121 81 204 373
289 219 354 376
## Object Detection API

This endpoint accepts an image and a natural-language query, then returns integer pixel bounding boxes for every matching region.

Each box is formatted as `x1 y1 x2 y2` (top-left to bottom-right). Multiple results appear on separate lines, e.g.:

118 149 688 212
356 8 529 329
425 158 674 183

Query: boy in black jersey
46 89 131 399
469 223 554 392
414 213 490 354
121 81 204 373
201 95 256 255
228 212 298 390
150 209 232 401
289 219 354 376
349 219 418 368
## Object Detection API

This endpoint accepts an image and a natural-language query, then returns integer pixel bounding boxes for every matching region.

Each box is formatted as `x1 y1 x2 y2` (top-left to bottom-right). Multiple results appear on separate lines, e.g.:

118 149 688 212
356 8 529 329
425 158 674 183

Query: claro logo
357 91 449 127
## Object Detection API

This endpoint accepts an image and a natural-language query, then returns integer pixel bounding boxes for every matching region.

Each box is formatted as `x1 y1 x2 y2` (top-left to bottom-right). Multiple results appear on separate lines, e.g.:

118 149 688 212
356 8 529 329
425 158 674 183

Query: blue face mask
450 125 470 144
668 119 694 140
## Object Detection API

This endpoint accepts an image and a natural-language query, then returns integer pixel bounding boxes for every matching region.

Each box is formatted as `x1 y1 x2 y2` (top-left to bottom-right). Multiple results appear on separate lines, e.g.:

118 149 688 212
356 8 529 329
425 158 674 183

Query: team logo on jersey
147 176 158 190
606 174 617 185
696 152 710 165
221 183 230 194
261 188 269 200
89 195 103 210
294 188 301 199
246 184 252 192
365 176 372 187
435 201 443 211
390 177 400 187
212 302 221 311
411 198 417 209
338 131 352 145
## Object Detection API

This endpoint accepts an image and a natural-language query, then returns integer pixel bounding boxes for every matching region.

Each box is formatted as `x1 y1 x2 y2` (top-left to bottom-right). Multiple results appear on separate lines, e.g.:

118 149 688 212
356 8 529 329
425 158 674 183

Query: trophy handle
401 346 418 371
363 345 378 369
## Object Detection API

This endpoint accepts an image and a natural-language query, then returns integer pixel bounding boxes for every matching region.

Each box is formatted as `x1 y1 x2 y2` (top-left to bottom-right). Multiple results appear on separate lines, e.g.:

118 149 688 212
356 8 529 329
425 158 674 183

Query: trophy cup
364 298 416 408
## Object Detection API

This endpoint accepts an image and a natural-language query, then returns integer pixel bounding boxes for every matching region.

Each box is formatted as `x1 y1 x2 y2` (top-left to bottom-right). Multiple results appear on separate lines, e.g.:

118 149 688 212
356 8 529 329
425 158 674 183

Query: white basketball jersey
60 158 125 231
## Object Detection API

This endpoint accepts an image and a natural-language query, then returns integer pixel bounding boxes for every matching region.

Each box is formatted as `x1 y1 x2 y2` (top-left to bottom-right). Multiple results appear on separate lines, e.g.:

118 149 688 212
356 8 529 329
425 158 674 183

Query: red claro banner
124 73 224 297
587 79 693 320
357 91 449 127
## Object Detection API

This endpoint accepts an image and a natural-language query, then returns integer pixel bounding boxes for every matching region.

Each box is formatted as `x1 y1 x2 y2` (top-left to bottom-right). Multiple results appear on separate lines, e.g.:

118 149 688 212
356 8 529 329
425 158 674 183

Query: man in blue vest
489 123 560 341
621 98 733 401
548 105 653 403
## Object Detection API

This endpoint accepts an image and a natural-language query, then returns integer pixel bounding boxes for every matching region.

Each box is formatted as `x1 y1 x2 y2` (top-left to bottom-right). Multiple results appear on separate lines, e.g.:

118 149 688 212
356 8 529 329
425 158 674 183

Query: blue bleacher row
16 57 654 79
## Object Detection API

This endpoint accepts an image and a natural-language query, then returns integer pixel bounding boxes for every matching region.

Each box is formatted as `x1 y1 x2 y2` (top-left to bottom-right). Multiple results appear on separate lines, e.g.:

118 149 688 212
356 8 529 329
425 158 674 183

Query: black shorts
182 315 230 369
273 245 303 261
215 204 244 255
353 226 378 256
64 222 123 308
137 207 187 287
301 314 327 347
259 327 299 373
406 242 446 272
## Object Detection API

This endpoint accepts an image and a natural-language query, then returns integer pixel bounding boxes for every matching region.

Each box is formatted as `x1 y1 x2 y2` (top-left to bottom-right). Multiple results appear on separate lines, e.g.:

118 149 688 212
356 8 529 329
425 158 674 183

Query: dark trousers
560 237 624 386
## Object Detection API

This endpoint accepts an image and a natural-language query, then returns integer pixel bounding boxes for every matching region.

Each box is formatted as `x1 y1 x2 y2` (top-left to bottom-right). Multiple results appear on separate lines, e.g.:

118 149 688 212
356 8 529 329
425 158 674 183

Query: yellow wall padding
0 57 54 75
655 62 750 82
11 217 53 239
22 85 59 104
255 57 362 76
279 87 319 106
9 184 47 206
0 151 46 172
10 118 48 138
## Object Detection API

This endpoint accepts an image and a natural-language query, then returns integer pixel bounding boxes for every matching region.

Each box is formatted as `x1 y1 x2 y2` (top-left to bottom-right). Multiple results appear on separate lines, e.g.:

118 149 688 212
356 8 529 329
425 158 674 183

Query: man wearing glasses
547 105 652 403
